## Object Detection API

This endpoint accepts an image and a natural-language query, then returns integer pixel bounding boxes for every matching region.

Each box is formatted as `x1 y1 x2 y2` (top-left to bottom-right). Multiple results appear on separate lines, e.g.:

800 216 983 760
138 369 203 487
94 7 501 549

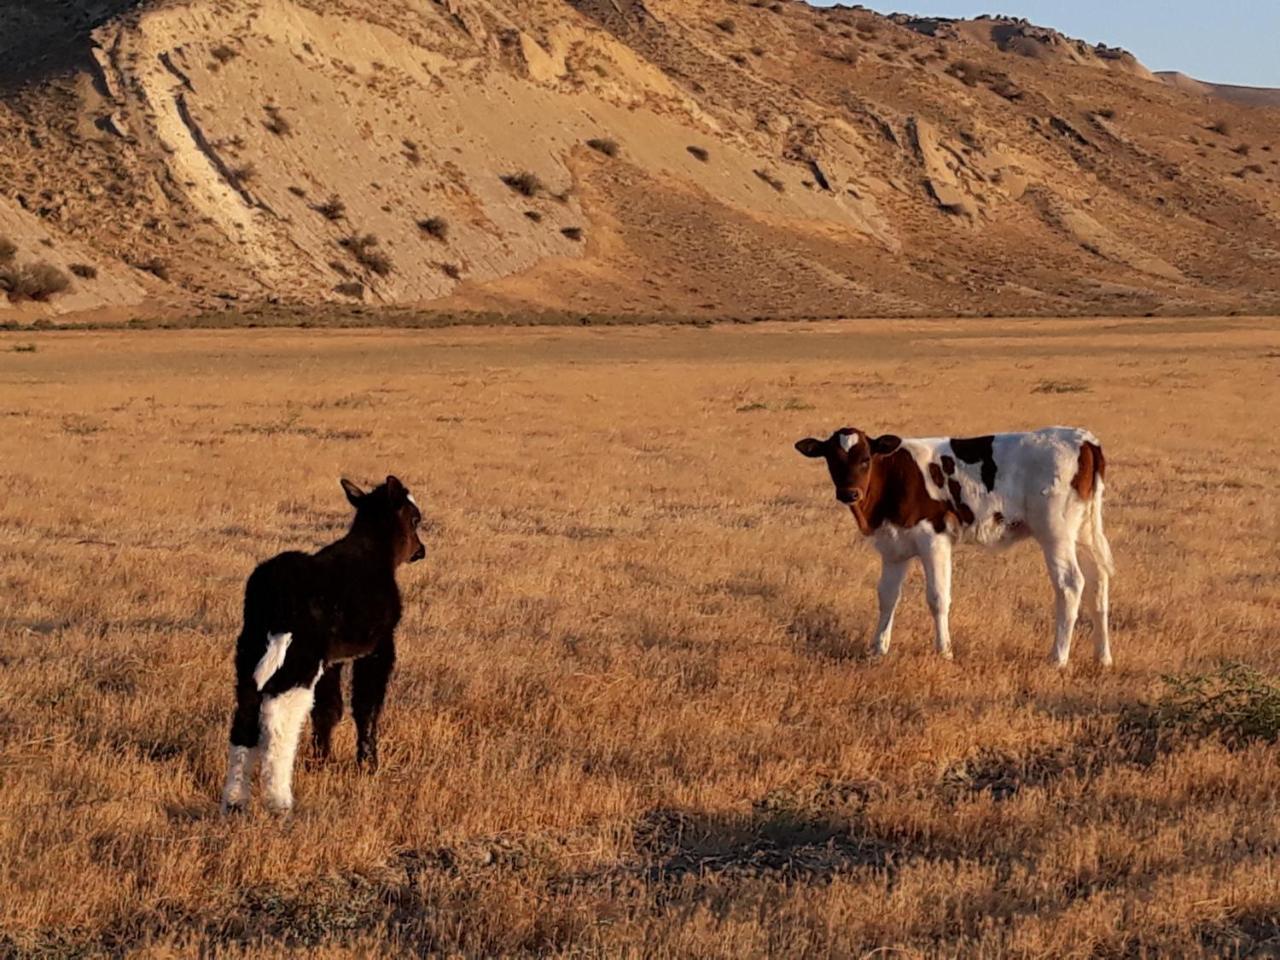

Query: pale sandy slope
2 0 1279 321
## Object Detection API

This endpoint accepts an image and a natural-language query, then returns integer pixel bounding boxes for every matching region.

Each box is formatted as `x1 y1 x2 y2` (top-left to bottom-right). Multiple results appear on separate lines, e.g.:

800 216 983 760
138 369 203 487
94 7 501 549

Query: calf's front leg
919 536 954 660
353 644 395 771
871 558 909 658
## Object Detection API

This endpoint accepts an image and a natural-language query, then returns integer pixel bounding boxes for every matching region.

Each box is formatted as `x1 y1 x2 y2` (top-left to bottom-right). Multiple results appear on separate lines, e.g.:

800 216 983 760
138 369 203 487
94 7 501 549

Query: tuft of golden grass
0 317 1278 957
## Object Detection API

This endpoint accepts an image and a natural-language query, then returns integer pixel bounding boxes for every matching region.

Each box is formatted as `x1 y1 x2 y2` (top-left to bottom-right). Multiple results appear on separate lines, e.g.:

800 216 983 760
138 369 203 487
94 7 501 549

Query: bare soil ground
1 317 1279 956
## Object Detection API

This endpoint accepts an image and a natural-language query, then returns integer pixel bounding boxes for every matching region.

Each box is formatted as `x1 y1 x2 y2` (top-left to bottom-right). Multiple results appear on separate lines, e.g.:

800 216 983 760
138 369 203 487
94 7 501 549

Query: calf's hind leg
1042 538 1085 668
222 682 261 813
260 667 323 813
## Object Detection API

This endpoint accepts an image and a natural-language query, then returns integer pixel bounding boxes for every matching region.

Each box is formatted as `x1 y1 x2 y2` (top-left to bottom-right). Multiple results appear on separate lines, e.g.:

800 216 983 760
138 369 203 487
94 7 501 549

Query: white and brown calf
795 427 1114 667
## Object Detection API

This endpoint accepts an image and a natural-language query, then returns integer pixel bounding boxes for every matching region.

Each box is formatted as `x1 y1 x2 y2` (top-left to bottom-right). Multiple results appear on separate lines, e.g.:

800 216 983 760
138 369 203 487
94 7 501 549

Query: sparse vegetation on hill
500 171 544 197
0 261 70 301
339 233 393 276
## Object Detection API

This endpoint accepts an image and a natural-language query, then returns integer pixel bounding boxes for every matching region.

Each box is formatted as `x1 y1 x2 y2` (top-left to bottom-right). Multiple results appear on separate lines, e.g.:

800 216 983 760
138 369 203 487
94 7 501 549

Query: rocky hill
2 0 1279 322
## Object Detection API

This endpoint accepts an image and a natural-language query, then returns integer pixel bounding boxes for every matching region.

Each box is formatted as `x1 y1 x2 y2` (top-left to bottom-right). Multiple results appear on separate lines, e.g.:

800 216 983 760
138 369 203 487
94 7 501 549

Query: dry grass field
1 316 1279 957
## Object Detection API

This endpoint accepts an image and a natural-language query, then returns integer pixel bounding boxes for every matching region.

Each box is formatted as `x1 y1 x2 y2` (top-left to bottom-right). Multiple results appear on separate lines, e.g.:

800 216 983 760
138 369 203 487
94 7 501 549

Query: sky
808 1 1280 88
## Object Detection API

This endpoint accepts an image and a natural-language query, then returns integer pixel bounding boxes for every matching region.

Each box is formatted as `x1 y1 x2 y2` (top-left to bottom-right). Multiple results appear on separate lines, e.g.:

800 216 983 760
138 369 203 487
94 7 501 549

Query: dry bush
402 139 423 166
10 342 37 352
1208 119 1232 136
313 195 346 221
440 262 462 279
753 168 785 192
0 262 71 302
687 145 710 163
263 105 291 136
715 18 737 34
68 263 97 280
501 172 544 197
288 185 308 197
228 163 257 186
586 138 620 158
0 236 15 263
561 226 584 241
334 280 365 298
524 210 543 223
417 217 449 241
132 257 170 281
339 234 393 276
210 43 238 64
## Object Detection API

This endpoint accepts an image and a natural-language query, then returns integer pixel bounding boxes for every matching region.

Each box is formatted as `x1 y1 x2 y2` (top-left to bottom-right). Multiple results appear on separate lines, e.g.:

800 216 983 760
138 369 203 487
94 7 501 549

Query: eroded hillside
2 0 1279 321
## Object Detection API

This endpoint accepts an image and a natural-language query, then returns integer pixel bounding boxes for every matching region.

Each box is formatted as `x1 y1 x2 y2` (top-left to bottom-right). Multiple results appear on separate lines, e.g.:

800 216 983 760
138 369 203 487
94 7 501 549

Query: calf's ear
870 434 902 456
340 478 366 506
385 475 405 498
795 438 826 458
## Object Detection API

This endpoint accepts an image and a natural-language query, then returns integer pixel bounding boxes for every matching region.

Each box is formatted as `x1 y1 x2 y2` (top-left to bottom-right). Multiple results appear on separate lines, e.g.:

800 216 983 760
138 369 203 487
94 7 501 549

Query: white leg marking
1043 540 1085 668
221 744 256 812
260 683 315 813
871 559 910 657
253 631 293 691
920 538 954 660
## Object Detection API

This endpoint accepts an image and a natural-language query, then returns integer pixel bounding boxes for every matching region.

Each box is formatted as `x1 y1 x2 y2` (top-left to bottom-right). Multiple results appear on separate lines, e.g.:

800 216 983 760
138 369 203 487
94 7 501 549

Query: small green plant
1125 663 1280 751
501 172 544 197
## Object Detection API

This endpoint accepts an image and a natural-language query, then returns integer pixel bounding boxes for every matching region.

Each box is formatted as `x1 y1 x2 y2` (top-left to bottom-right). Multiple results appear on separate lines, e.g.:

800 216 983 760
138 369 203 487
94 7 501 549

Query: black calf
221 476 425 813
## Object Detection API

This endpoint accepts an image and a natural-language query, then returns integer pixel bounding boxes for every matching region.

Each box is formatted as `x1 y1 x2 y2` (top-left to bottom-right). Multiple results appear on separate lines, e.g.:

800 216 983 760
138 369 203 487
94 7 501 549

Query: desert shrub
339 234 393 276
402 139 422 166
417 217 449 241
263 105 291 136
313 195 346 221
11 343 36 353
751 46 765 57
753 168 785 192
288 185 307 197
211 44 238 64
501 172 544 197
715 18 737 34
1 262 71 302
1207 119 1232 136
1231 144 1251 156
228 163 257 186
524 210 543 223
1124 663 1280 751
586 138 620 157
0 236 15 263
561 227 584 241
1032 379 1089 394
68 263 97 279
687 145 710 163
132 257 170 281
730 53 748 66
334 281 365 298
1095 107 1117 120
440 263 462 280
